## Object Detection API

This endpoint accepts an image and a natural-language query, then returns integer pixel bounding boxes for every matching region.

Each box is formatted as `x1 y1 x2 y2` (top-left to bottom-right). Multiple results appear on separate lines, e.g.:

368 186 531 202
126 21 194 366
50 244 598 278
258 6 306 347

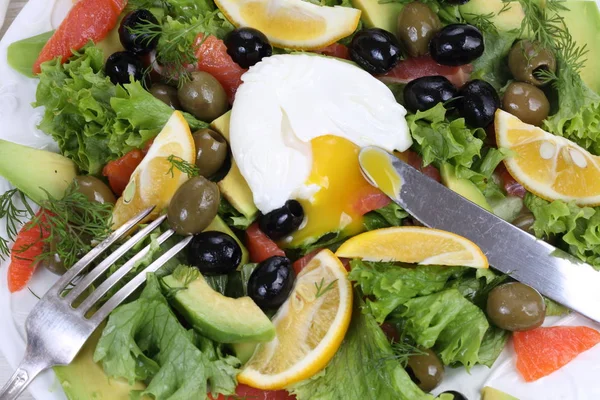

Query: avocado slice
232 341 259 364
210 112 259 221
54 326 146 400
205 215 249 266
459 0 525 32
440 163 493 212
163 269 275 343
0 140 77 204
481 386 519 400
350 0 404 33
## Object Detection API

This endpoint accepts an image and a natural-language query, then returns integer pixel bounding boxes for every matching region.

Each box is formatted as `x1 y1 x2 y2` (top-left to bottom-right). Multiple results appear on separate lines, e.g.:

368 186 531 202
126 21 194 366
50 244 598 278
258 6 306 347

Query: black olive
439 391 468 400
403 76 457 113
349 28 402 74
458 79 499 128
429 24 484 66
248 256 295 309
105 51 144 86
259 200 304 240
188 231 242 275
225 28 272 69
442 0 470 4
119 9 160 55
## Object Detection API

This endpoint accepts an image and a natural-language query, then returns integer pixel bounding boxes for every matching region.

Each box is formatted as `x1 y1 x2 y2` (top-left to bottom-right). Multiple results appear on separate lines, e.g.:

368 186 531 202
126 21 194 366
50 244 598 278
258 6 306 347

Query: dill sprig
314 278 338 299
167 154 200 177
29 183 113 269
462 11 499 34
0 189 34 260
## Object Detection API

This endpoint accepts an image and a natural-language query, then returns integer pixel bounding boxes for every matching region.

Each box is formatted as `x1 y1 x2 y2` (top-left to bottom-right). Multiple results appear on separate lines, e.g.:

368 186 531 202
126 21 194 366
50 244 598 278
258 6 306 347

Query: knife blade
358 146 600 324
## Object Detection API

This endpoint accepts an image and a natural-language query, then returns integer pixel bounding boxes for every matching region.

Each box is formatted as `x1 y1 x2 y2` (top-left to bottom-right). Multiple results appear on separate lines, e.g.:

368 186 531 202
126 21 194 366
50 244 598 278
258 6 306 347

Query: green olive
177 71 229 121
502 82 550 126
167 176 220 235
40 239 66 275
74 176 116 204
150 83 181 110
487 282 546 331
508 40 557 86
193 128 229 177
406 349 444 392
397 2 441 57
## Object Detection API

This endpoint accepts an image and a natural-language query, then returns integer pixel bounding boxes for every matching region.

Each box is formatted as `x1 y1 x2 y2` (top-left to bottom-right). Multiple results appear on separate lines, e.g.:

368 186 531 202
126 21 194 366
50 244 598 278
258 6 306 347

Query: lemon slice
112 111 195 228
215 0 361 50
336 226 489 268
238 249 352 390
496 110 600 206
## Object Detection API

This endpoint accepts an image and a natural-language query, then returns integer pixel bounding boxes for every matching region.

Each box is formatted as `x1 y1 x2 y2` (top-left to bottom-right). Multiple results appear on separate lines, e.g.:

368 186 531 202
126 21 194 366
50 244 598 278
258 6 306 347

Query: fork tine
77 229 176 315
64 214 168 304
90 235 193 325
47 206 155 297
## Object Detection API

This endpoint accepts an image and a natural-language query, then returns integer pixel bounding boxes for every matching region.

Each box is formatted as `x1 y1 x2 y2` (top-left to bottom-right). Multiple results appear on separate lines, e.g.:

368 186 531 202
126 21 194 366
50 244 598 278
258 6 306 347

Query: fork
0 206 192 400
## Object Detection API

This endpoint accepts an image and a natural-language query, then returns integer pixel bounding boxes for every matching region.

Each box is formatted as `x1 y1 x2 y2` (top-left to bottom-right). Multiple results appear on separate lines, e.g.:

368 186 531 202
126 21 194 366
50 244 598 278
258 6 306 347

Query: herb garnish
0 189 34 260
167 154 200 177
314 277 338 298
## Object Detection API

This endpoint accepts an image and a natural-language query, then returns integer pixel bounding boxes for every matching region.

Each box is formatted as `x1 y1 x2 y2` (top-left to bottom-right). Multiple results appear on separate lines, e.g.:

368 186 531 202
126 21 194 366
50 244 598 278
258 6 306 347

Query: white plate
1 1 600 399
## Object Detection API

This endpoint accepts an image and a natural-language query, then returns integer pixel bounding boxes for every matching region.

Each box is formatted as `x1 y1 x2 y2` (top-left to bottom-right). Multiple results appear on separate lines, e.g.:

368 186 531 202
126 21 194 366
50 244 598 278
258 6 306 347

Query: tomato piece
33 0 127 74
293 248 321 275
246 223 286 263
313 43 350 60
377 55 473 88
497 164 526 198
7 210 50 293
514 326 600 382
195 34 248 104
209 385 296 400
403 150 441 183
352 188 392 216
102 149 144 196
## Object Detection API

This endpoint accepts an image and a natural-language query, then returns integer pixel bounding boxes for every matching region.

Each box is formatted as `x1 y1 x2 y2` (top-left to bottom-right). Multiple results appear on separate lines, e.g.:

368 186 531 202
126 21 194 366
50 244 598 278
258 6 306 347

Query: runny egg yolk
283 135 385 248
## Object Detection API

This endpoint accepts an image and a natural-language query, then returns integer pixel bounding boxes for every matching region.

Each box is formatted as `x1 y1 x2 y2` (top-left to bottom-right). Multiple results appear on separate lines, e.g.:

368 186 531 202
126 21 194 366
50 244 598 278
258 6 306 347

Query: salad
1 0 600 399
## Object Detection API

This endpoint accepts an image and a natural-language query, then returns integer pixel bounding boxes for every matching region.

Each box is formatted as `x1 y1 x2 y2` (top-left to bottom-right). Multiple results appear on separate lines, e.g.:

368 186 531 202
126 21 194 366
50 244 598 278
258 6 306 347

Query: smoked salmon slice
377 55 473 88
514 326 600 382
33 0 127 74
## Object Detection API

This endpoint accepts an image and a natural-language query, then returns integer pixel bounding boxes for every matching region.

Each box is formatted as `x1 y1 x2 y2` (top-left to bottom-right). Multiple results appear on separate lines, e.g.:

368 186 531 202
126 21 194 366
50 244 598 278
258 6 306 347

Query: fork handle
0 356 48 400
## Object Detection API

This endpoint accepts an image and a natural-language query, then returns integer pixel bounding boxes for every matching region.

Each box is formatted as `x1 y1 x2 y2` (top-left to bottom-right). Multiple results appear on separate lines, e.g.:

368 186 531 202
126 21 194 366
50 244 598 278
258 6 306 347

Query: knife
358 146 600 324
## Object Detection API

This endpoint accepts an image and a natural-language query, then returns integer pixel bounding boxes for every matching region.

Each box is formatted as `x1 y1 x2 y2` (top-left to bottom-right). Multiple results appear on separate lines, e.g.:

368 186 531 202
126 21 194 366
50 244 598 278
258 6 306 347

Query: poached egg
230 54 412 245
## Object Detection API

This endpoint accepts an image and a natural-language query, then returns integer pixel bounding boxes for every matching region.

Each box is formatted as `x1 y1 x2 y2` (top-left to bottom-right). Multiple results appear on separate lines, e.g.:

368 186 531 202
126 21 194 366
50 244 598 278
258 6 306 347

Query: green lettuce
470 30 519 91
477 326 510 368
288 297 432 400
524 193 600 270
397 289 489 369
94 274 240 399
363 202 408 231
348 260 467 323
407 103 485 170
34 46 207 174
217 198 255 230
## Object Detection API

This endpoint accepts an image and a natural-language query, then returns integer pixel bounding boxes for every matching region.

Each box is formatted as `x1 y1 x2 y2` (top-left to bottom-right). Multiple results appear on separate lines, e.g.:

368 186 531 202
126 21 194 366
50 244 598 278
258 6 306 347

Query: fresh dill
0 189 34 260
462 12 498 34
167 154 200 177
390 340 427 367
28 183 113 269
314 278 338 299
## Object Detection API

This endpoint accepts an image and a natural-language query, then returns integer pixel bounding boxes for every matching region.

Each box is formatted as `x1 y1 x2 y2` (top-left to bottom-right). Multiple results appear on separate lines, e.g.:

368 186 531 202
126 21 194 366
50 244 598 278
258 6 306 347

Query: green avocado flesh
460 0 525 32
205 214 250 266
350 0 404 33
163 273 275 343
0 140 77 204
481 386 520 400
440 163 493 212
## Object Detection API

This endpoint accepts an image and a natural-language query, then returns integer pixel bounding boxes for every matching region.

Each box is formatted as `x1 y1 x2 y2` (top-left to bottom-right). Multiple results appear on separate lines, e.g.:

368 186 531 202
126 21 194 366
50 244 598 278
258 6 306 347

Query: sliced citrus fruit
214 0 361 50
514 326 600 382
496 109 600 206
238 249 352 390
335 226 488 268
112 111 195 228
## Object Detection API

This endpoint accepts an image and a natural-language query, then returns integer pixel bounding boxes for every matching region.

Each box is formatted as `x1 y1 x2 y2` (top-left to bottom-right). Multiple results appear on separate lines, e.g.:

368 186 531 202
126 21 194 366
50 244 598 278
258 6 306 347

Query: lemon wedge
336 226 489 268
238 249 352 390
215 0 361 50
496 109 600 206
112 111 195 228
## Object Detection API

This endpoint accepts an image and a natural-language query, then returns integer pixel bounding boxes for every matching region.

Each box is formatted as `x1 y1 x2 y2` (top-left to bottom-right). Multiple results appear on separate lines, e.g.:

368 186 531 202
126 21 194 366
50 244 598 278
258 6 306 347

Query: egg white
230 54 412 213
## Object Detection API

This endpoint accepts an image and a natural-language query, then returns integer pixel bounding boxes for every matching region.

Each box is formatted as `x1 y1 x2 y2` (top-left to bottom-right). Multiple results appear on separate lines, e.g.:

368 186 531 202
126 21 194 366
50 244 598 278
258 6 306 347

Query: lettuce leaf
477 326 510 368
397 289 489 369
348 260 467 323
407 103 485 170
469 31 519 91
524 193 600 270
288 297 432 400
363 202 408 231
94 274 239 399
34 46 207 174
